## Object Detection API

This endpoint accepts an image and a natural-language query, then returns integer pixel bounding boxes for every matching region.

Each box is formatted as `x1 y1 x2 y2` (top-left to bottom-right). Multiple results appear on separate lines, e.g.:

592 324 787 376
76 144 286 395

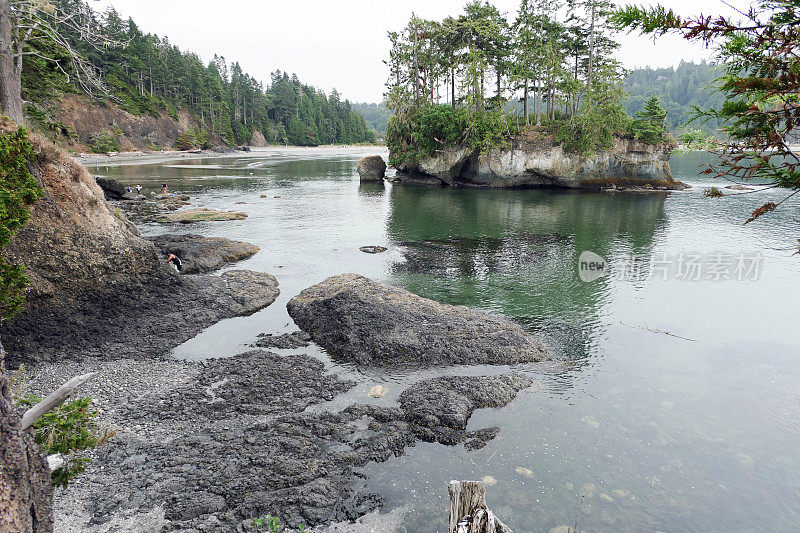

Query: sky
91 0 745 103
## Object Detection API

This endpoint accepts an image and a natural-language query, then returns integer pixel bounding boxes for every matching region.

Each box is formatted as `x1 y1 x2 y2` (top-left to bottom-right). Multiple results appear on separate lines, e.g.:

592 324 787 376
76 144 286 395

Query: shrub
17 395 115 488
175 132 195 151
0 124 44 318
90 130 120 154
387 103 518 166
704 186 724 197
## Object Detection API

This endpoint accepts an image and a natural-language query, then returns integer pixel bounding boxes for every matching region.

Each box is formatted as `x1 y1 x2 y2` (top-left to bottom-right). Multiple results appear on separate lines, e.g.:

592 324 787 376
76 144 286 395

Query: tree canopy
18 0 375 147
613 0 800 233
384 0 663 163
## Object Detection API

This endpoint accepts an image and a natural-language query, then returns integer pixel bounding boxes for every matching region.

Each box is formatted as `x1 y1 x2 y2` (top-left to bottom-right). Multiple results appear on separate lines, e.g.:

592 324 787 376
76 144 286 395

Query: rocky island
392 134 687 190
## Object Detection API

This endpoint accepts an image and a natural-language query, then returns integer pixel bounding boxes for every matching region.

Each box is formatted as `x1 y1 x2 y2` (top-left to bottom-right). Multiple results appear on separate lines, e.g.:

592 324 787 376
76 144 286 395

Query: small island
384 9 686 190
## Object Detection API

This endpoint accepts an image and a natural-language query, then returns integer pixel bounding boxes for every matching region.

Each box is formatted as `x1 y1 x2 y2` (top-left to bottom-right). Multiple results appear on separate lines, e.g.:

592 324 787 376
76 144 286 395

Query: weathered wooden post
448 480 513 533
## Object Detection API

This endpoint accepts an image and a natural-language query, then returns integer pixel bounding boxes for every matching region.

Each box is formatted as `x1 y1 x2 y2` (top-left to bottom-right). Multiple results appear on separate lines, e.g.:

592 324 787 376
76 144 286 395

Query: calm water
98 147 800 532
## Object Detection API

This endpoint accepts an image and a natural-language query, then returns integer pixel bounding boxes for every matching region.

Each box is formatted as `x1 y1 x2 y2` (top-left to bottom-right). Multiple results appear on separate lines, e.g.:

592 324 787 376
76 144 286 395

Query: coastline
75 144 386 167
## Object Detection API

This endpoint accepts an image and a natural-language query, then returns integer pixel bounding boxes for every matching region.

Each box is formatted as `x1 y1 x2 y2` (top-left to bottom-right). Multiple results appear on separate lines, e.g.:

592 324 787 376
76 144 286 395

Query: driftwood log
20 372 96 431
449 480 513 533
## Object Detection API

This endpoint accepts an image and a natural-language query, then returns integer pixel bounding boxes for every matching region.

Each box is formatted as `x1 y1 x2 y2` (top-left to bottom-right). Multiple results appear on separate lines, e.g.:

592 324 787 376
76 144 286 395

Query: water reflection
385 185 669 363
93 150 800 533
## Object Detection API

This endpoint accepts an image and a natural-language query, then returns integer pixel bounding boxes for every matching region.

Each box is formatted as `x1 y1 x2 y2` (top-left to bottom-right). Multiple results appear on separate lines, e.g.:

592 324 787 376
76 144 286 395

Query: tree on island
613 0 800 236
384 0 643 164
632 94 668 144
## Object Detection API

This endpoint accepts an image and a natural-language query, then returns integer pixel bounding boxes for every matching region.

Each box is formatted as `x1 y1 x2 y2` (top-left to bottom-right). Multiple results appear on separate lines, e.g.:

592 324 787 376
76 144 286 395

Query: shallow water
99 147 800 532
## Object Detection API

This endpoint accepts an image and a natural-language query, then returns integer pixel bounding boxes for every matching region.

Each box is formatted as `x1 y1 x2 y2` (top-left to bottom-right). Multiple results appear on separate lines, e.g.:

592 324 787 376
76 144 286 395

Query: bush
387 103 518 166
90 130 120 154
0 125 43 318
556 81 629 155
175 132 195 151
17 395 114 488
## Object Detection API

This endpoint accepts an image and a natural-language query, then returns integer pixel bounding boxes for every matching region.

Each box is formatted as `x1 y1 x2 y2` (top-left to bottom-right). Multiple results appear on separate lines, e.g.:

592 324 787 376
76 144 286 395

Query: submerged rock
394 136 687 190
359 245 387 254
253 331 312 349
357 155 387 181
287 273 549 367
162 208 247 223
397 374 531 448
148 234 259 274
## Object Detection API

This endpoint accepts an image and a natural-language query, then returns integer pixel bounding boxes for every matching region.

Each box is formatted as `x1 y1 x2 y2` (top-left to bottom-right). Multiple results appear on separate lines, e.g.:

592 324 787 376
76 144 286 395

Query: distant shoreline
75 144 387 167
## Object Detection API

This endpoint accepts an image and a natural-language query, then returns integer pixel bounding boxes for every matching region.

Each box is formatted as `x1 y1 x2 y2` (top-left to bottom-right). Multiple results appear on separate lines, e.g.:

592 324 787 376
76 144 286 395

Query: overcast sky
92 0 745 103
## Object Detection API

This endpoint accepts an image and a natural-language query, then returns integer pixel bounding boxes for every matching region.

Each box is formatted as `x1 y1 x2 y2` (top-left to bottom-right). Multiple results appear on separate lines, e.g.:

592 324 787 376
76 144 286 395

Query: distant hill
351 102 392 135
623 61 725 135
23 3 375 151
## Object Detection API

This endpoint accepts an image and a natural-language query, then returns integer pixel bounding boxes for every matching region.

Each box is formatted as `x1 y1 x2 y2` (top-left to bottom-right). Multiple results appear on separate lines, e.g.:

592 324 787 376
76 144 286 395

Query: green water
98 148 800 532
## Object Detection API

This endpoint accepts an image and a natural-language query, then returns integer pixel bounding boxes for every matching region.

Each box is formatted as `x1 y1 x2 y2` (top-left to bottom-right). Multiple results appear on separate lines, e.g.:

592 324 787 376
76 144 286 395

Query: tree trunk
0 341 54 533
587 2 596 93
448 480 512 533
0 0 23 124
451 68 456 108
523 81 529 125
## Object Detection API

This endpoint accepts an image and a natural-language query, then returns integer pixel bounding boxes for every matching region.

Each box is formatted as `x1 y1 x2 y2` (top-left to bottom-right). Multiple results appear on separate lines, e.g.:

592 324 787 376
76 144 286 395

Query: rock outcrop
287 273 549 367
148 234 259 274
32 350 530 531
394 135 687 190
95 177 142 201
0 126 279 367
0 344 53 533
357 156 387 181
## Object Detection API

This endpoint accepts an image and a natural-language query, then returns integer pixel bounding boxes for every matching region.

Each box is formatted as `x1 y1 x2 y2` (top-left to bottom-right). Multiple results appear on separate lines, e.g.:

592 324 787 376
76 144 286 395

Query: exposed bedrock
287 273 549 367
394 136 687 190
56 349 530 531
148 234 260 274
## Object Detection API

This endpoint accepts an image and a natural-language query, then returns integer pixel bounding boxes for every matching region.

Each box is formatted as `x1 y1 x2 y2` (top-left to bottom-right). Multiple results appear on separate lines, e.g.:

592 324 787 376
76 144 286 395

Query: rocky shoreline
3 133 548 531
22 342 536 531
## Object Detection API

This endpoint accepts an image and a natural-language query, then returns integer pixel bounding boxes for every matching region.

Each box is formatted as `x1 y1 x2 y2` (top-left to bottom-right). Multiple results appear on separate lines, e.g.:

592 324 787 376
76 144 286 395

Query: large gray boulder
357 155 387 181
286 273 549 367
148 234 259 274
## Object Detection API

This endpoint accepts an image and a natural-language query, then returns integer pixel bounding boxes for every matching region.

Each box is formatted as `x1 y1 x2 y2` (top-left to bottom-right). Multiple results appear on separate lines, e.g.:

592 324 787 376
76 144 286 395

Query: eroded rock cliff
0 124 278 367
394 135 686 190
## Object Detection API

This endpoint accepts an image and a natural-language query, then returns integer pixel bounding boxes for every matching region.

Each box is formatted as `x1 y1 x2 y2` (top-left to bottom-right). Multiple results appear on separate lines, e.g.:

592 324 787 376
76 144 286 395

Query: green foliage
556 79 629 154
387 103 518 166
351 102 391 134
21 2 375 148
175 132 195 151
612 0 800 233
0 126 43 319
679 128 715 150
89 130 120 154
17 395 114 488
250 514 306 533
629 95 667 144
703 186 724 198
622 61 725 134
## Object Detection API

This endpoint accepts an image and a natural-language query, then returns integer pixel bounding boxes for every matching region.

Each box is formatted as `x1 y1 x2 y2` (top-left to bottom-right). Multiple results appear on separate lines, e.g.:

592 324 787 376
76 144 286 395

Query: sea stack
357 155 387 181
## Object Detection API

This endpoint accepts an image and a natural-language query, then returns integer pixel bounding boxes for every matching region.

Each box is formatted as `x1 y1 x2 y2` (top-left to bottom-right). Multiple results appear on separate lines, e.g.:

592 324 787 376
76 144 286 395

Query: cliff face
394 136 686 189
0 122 279 367
2 125 162 301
